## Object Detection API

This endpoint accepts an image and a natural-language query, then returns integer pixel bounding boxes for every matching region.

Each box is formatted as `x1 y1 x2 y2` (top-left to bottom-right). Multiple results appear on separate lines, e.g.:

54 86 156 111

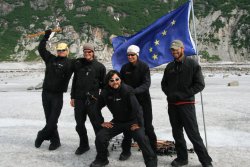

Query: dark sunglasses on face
57 49 66 52
127 53 136 57
109 77 120 83
84 51 93 54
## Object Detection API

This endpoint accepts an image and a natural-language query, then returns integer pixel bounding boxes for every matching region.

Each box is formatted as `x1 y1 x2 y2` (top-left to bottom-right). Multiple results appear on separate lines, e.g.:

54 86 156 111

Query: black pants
74 99 103 148
168 104 212 164
122 96 157 152
95 122 157 166
37 91 63 143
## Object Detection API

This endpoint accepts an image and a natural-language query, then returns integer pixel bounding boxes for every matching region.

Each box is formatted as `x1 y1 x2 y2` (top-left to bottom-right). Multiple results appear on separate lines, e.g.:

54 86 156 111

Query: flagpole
190 0 208 149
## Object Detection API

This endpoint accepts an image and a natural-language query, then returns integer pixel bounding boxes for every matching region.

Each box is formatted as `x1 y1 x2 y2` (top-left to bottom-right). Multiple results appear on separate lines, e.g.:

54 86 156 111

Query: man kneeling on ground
90 70 157 167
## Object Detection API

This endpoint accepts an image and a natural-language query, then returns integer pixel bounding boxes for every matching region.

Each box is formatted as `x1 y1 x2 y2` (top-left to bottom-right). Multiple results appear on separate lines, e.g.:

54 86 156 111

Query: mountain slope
0 0 249 62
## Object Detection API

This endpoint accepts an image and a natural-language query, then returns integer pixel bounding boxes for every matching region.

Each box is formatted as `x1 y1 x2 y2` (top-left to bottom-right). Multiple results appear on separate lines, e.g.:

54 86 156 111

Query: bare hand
101 122 113 128
70 99 75 107
130 124 140 131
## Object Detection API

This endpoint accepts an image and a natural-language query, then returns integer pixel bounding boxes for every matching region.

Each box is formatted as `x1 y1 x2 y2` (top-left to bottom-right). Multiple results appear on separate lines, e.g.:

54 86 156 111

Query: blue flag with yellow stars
111 0 196 71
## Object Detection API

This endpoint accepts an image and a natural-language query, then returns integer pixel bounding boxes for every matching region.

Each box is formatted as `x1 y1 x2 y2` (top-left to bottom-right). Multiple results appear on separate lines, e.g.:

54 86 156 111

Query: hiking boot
171 158 188 167
202 163 213 167
89 159 109 167
119 152 131 161
75 146 90 155
48 142 61 150
145 157 158 167
35 137 44 148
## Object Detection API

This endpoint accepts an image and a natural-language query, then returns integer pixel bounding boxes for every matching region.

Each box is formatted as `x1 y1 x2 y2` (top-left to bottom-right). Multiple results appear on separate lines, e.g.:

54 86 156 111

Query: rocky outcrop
76 6 92 12
10 21 112 61
0 1 14 16
30 0 49 11
196 9 249 62
0 0 249 63
65 0 74 11
0 1 25 16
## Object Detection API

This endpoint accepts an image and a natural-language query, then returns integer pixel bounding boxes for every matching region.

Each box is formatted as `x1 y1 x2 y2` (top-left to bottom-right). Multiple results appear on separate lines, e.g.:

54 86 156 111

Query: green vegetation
231 14 250 50
194 0 249 17
199 50 221 62
0 0 53 60
0 0 249 61
211 19 225 32
208 34 220 45
25 50 40 61
200 33 220 46
0 27 16 61
194 0 250 50
83 0 187 35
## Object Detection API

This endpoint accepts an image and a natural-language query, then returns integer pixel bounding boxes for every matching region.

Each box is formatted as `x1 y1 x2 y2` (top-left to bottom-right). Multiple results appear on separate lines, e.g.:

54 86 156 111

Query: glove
44 29 52 39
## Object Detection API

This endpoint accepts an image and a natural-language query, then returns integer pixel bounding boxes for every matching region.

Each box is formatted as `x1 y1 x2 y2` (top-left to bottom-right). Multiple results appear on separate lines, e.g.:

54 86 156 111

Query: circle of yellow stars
149 19 176 61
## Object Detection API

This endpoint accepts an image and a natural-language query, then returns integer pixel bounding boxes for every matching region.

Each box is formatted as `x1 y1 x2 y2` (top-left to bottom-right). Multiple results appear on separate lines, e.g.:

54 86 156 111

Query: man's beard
176 52 184 61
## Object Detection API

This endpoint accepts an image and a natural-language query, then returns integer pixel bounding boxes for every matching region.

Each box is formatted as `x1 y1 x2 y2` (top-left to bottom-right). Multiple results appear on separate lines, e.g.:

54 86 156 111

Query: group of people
34 30 213 167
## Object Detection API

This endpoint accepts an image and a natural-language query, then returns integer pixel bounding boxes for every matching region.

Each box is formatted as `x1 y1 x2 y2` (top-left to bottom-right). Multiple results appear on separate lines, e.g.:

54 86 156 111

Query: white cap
127 45 140 56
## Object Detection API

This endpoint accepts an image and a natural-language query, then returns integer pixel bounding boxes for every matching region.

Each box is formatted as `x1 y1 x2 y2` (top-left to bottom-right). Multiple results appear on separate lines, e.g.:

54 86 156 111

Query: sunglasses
57 49 66 52
84 51 93 54
109 77 120 83
127 53 137 57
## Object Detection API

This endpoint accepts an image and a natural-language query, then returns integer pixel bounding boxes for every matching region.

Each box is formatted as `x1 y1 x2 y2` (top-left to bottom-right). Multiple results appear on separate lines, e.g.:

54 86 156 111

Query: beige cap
83 43 94 51
170 40 184 49
56 43 68 50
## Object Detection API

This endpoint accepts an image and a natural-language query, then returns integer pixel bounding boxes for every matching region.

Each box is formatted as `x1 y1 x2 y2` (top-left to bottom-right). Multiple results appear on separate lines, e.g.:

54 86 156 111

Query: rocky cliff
0 0 249 62
196 9 249 62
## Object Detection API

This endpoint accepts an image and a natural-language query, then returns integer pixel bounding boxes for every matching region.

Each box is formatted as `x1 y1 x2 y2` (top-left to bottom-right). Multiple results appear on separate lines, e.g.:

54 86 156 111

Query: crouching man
90 70 157 167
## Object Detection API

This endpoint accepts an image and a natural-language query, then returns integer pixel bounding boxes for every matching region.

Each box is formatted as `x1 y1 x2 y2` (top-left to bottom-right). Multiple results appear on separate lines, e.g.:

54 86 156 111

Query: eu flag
111 1 196 71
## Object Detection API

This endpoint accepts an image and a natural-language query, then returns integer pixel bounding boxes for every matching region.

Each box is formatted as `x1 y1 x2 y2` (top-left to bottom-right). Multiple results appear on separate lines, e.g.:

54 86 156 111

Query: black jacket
161 56 205 103
97 83 144 126
38 38 73 93
120 60 151 103
71 58 106 99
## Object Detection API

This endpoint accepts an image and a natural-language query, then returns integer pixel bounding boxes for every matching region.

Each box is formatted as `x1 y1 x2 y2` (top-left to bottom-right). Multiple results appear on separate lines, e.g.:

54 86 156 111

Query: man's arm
38 29 54 63
130 93 144 127
134 65 151 94
70 71 77 101
95 91 107 125
99 64 106 90
184 63 205 96
120 65 125 80
172 62 205 100
161 68 169 96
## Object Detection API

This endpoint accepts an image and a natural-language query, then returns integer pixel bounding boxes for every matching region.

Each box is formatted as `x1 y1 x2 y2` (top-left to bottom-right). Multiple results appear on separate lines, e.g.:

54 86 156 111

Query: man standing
119 45 157 160
70 43 106 155
90 70 157 167
35 30 73 150
161 40 213 167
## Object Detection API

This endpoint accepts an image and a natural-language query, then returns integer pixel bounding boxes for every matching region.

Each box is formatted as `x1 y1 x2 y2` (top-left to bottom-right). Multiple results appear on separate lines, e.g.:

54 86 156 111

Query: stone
27 86 34 90
208 74 215 77
227 81 239 86
35 82 43 90
223 74 229 78
30 0 49 11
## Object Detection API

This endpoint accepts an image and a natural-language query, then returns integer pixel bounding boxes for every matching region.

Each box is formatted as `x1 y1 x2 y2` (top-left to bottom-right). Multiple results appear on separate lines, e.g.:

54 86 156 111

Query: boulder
35 82 43 90
227 81 239 86
27 86 34 90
